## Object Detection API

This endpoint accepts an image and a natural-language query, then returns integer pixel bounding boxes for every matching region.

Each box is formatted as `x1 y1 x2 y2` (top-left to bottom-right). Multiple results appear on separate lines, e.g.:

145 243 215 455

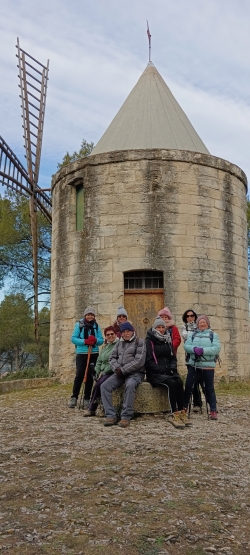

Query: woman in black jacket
146 316 190 428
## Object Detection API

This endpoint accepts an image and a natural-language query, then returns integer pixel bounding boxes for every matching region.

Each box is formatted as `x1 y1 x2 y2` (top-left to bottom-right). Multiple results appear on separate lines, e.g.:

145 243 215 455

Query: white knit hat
153 316 166 329
116 305 128 318
83 306 96 317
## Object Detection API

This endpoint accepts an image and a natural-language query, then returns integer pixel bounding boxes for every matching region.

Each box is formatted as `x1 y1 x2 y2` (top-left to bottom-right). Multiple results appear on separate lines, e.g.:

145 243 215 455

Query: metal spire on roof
147 21 151 63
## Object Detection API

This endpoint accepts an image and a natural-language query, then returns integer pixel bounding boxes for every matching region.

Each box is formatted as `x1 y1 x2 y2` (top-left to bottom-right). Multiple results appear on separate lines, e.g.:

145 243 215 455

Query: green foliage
57 138 94 170
0 295 50 372
0 293 33 371
0 365 52 381
0 192 51 301
247 198 250 255
216 378 250 396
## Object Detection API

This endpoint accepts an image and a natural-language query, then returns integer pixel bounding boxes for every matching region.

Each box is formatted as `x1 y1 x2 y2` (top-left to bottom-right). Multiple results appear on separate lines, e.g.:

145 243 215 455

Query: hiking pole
78 345 92 410
188 359 198 417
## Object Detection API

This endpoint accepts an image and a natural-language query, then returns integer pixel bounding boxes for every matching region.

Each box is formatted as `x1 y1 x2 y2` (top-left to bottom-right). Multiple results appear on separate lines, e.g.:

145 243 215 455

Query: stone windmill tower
50 62 249 381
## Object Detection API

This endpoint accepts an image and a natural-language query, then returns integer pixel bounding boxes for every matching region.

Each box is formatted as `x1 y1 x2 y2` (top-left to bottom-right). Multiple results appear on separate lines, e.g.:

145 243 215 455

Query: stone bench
112 380 170 414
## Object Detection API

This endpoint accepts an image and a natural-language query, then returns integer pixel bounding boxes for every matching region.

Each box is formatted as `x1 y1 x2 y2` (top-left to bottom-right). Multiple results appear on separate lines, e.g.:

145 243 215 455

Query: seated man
101 322 146 428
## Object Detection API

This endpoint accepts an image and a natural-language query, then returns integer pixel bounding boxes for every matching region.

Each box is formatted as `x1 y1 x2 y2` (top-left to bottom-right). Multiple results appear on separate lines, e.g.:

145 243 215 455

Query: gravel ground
0 384 250 555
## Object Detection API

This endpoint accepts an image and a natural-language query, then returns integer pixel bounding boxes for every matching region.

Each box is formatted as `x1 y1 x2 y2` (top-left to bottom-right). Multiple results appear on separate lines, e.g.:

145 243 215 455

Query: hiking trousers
184 365 217 412
72 353 99 400
88 374 111 413
101 372 144 420
160 376 184 412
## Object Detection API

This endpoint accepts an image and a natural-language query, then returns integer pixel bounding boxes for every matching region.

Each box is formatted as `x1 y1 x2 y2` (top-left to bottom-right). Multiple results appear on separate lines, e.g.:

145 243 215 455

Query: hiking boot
79 399 90 410
179 410 193 427
103 417 118 427
96 404 105 417
68 397 77 408
82 410 96 417
210 411 218 420
118 419 130 428
193 405 201 413
168 412 185 429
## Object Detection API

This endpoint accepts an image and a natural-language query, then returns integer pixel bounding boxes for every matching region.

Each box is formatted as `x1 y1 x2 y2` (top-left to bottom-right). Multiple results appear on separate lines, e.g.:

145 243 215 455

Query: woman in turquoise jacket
184 315 221 420
68 306 104 409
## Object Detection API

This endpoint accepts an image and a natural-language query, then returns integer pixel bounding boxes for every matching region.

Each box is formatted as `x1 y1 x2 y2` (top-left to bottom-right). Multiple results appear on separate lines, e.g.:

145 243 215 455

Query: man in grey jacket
101 322 146 428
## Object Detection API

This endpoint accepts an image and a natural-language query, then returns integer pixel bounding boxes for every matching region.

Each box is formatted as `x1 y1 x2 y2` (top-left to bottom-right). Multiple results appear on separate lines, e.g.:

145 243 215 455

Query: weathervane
147 21 151 62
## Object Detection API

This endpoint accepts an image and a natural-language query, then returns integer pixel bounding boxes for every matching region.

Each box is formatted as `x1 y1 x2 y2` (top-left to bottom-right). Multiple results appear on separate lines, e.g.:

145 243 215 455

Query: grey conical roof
91 62 209 156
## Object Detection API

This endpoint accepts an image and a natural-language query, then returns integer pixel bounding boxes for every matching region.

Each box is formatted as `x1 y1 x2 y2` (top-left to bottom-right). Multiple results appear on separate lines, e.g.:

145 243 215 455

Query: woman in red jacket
158 307 181 354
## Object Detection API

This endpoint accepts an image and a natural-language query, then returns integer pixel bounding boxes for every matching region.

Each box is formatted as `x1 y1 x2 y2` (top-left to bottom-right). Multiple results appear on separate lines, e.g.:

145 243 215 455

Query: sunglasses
106 333 115 337
187 314 195 318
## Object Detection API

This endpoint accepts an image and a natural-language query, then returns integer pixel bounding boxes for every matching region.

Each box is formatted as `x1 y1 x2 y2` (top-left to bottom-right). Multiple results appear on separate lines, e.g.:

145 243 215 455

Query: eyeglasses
187 314 195 318
106 333 115 337
118 315 127 318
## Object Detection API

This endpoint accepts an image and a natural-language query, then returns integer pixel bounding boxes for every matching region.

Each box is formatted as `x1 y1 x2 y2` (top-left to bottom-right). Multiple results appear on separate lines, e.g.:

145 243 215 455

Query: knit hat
104 325 116 336
120 322 134 333
116 305 128 318
182 308 198 323
196 315 210 328
158 306 172 319
83 306 96 317
153 316 166 329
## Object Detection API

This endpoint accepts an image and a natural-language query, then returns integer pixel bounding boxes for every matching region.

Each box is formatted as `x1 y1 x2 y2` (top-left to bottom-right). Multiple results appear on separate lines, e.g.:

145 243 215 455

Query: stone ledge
0 377 59 394
112 381 170 414
51 149 248 191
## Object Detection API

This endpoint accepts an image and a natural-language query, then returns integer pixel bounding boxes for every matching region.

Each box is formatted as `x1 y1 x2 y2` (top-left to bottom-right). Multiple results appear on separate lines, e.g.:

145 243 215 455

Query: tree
0 293 34 371
0 192 51 304
247 199 250 288
57 138 94 170
0 295 50 371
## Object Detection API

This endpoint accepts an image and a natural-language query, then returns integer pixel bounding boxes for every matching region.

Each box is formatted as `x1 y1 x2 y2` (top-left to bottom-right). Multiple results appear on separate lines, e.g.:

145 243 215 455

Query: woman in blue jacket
68 306 104 408
184 315 220 420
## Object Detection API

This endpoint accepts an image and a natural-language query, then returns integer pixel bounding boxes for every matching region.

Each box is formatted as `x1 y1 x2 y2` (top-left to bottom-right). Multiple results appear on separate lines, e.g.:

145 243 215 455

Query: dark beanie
120 322 134 333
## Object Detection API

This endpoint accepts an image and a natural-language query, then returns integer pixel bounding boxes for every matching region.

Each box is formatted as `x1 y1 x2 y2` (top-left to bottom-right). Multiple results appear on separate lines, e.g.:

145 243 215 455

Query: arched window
76 183 84 231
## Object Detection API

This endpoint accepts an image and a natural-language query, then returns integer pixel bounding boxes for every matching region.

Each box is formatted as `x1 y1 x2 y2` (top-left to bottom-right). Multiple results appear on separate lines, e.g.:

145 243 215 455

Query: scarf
164 319 175 328
82 318 96 340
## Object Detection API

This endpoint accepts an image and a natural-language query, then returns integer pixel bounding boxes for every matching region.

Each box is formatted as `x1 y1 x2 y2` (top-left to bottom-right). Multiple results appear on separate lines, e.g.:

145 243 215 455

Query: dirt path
0 385 249 555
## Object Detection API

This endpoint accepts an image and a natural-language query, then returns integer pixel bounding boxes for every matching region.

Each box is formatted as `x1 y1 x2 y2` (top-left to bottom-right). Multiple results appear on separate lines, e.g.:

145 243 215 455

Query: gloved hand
193 347 204 357
88 335 97 343
85 336 96 346
115 368 124 378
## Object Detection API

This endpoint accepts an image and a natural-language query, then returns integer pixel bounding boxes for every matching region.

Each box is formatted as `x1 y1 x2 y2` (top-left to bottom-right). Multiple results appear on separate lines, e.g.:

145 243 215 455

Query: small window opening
76 183 84 231
124 270 164 290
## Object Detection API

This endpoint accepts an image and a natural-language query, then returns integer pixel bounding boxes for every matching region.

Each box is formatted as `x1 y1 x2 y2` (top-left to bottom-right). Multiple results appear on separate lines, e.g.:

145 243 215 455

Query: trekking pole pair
78 345 92 410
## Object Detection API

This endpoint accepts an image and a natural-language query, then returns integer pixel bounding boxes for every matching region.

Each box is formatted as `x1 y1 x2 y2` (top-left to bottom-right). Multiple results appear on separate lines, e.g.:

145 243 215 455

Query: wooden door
124 289 164 339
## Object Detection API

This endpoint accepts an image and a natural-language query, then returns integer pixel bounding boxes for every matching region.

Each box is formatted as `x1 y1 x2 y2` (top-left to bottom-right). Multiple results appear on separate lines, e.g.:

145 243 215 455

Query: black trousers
192 379 205 407
160 376 184 412
72 353 99 399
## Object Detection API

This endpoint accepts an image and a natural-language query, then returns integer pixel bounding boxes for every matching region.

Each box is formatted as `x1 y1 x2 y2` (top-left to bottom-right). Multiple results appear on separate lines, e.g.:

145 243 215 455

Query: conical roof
91 62 209 156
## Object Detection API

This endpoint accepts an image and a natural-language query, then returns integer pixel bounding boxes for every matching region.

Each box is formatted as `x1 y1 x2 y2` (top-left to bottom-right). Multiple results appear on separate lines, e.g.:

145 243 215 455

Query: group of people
68 305 221 429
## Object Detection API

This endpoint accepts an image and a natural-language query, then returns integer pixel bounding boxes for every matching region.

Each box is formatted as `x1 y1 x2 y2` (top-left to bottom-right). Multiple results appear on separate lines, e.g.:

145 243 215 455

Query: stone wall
49 149 249 382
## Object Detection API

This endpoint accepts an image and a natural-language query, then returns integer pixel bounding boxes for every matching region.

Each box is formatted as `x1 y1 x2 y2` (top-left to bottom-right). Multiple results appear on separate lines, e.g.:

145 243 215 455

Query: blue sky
0 0 250 299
